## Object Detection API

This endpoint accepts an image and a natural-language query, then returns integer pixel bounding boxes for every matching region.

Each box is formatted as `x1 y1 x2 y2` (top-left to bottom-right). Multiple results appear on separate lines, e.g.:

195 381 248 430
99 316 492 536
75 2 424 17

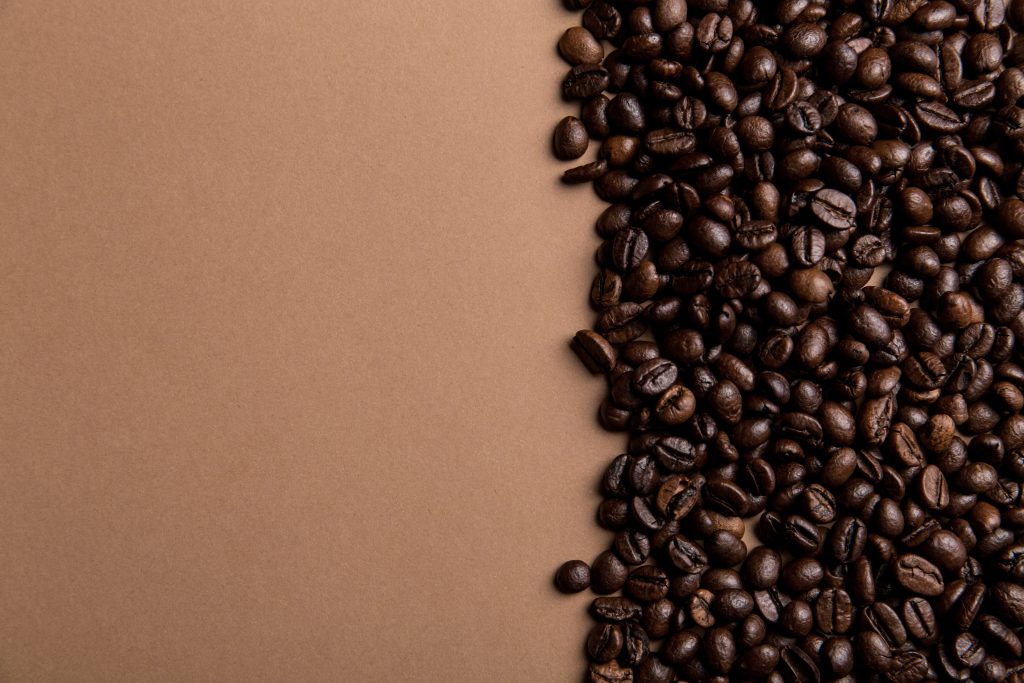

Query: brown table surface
0 1 618 681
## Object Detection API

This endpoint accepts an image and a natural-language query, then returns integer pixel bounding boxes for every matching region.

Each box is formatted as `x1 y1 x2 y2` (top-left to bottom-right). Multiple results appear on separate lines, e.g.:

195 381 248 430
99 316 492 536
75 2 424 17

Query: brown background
0 1 622 681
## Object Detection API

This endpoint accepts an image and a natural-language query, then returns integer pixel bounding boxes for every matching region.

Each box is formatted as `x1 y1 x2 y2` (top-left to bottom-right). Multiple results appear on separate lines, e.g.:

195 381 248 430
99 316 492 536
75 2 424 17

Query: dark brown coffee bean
973 0 1006 31
591 550 629 595
553 116 590 161
563 64 611 100
556 560 591 593
772 645 816 683
916 101 968 133
655 474 704 521
864 602 907 648
811 188 856 229
621 623 650 667
992 581 1024 625
626 565 669 602
814 588 853 635
586 623 624 663
582 2 622 39
858 629 893 672
587 660 631 682
739 643 780 678
591 597 642 626
704 626 736 674
903 597 938 645
705 529 747 567
559 27 604 66
712 588 754 622
918 465 950 511
743 546 782 590
952 631 986 668
667 535 708 574
572 330 616 375
894 553 945 596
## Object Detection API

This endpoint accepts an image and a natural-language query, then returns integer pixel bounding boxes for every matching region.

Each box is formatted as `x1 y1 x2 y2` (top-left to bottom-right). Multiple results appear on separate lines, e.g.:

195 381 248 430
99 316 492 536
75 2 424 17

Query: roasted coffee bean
811 188 857 229
705 626 737 674
743 546 782 590
666 535 708 574
591 596 642 624
555 560 591 593
563 64 610 100
613 530 650 566
918 465 950 510
626 565 669 602
864 602 907 648
559 27 603 66
894 554 945 596
655 474 704 520
779 645 820 683
586 623 623 663
712 588 755 621
903 597 939 645
591 551 629 595
705 529 748 567
815 587 853 635
554 116 590 161
993 581 1024 625
951 631 986 668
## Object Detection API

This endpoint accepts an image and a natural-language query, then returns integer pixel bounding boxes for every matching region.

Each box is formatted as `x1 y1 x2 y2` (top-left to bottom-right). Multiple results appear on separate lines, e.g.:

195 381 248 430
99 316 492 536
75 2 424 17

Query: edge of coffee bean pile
551 0 1024 681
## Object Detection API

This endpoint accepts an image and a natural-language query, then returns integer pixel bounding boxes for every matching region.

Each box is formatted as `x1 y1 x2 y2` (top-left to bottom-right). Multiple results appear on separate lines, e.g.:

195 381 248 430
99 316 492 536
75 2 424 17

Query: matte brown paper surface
0 2 614 680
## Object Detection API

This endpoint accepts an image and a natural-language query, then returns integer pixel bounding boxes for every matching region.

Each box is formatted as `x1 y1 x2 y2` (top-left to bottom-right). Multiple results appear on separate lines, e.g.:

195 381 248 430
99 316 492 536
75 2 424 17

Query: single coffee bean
556 560 591 593
903 597 939 645
894 554 945 596
591 551 629 595
563 63 610 100
626 565 669 602
743 546 782 590
586 623 623 663
590 598 641 628
811 188 857 229
559 27 604 66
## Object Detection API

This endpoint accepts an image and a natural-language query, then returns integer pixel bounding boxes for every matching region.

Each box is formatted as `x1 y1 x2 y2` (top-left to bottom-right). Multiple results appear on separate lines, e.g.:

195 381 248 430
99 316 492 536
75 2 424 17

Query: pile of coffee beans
552 0 1024 681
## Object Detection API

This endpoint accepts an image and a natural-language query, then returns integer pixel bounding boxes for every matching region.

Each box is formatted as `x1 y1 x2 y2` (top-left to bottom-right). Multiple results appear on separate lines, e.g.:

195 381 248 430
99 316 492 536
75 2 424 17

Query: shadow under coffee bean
550 0 1024 681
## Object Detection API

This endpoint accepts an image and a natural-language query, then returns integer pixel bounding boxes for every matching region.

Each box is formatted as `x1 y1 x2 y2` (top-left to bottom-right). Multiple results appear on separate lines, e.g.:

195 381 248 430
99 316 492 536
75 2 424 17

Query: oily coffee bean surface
553 0 1024 679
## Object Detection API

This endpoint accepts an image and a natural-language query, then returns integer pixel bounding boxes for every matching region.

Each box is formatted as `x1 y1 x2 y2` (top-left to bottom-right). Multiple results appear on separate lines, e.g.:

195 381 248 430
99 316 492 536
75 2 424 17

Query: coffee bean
993 581 1024 625
559 27 604 66
918 465 950 511
563 63 611 100
591 596 642 624
586 623 623 663
705 529 747 567
555 560 591 593
572 329 616 374
815 587 853 635
811 188 857 229
952 631 986 668
587 660 631 682
591 551 629 595
705 626 737 674
779 643 820 682
743 546 782 590
894 553 945 596
626 565 669 602
896 599 935 648
864 601 907 648
666 534 707 574
655 474 704 520
712 588 755 621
